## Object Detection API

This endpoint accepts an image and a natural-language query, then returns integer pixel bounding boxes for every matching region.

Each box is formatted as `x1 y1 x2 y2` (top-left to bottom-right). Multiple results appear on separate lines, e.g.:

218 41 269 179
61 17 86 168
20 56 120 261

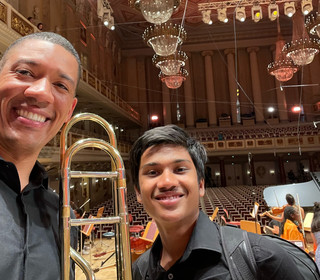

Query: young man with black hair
129 124 304 279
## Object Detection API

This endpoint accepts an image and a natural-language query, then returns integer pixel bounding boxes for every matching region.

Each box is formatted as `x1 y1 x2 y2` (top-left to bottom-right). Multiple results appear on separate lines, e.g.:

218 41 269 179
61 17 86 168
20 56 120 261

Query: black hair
74 208 83 217
286 194 295 205
280 206 298 235
0 32 81 89
311 202 320 233
129 124 207 191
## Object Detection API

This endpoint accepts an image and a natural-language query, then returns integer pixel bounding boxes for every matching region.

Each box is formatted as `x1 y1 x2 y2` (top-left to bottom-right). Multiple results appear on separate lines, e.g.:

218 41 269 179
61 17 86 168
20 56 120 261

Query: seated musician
261 193 305 226
280 206 308 252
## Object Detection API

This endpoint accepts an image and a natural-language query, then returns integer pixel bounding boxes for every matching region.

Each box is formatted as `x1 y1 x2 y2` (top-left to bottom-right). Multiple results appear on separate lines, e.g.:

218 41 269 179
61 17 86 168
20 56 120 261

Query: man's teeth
158 195 180 200
17 109 46 123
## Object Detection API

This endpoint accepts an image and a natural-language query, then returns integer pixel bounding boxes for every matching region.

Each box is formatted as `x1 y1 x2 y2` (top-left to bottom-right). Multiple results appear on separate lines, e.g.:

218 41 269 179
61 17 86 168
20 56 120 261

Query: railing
0 0 141 123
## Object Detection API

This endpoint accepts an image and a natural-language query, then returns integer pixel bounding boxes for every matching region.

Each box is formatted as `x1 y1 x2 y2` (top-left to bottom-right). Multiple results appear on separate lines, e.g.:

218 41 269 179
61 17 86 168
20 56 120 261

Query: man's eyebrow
140 159 191 169
13 59 75 86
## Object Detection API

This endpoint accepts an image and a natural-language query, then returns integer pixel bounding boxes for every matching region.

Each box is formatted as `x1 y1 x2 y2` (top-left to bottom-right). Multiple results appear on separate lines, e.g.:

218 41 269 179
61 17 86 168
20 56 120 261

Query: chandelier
306 12 320 38
152 51 188 75
143 23 187 56
283 9 320 66
159 68 188 89
267 21 298 82
129 0 181 25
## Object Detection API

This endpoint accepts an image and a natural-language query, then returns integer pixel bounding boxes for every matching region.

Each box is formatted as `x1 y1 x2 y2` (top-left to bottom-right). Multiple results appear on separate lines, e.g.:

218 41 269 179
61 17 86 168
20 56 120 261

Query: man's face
136 144 205 227
0 39 78 154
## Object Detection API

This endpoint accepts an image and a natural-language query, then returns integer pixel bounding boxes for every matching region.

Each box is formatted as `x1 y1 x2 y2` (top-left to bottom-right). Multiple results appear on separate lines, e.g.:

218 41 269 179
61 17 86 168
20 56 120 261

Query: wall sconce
218 8 228 23
235 7 246 22
284 2 296 17
268 2 279 21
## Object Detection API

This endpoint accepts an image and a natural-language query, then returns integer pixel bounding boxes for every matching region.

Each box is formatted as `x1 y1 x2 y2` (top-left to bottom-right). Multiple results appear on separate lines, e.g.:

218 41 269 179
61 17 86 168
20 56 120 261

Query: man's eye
176 167 187 173
147 170 158 176
16 69 32 76
55 83 69 92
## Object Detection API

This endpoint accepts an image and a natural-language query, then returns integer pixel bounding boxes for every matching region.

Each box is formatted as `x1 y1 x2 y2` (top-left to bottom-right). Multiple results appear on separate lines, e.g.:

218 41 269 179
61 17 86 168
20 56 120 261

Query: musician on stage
129 124 304 279
0 32 79 279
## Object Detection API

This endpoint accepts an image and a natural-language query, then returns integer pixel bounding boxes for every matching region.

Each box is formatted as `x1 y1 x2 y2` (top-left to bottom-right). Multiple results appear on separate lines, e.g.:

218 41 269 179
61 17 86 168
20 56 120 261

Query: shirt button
168 273 174 279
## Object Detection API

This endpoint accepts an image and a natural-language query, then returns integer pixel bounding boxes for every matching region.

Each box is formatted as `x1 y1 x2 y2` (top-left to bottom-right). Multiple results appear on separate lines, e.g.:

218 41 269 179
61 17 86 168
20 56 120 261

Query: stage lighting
202 10 213 25
284 2 296 17
218 8 228 23
268 2 279 21
251 4 262 22
235 7 246 22
301 0 313 15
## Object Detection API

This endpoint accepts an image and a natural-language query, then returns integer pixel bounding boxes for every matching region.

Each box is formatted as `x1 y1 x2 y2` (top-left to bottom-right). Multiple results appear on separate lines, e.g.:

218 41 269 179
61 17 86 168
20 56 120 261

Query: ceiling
108 0 318 51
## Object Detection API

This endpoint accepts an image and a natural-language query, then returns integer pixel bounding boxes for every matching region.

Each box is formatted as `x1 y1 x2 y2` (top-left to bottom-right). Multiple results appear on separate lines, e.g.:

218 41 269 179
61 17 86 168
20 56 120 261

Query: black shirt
0 157 77 280
133 211 304 280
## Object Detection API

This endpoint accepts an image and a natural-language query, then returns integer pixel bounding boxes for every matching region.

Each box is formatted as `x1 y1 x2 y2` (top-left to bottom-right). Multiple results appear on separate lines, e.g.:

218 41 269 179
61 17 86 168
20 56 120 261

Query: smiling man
0 32 79 279
129 125 305 280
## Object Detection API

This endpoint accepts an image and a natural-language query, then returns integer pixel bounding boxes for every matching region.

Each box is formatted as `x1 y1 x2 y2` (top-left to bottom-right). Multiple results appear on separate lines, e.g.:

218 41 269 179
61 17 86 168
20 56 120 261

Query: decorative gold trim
11 11 33 36
0 2 7 24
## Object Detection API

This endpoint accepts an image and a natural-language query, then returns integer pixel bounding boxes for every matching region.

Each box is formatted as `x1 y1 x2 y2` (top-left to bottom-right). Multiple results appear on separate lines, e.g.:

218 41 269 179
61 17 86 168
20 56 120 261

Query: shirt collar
149 211 222 269
0 156 48 193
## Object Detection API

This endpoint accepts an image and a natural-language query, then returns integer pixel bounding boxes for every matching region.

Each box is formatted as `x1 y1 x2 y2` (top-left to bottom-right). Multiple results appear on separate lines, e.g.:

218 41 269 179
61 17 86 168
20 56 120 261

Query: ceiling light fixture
284 2 296 17
152 51 188 75
97 0 115 30
251 4 262 22
301 0 313 15
268 2 279 21
129 0 181 25
143 23 187 56
235 6 246 22
306 12 320 38
159 68 188 89
283 9 320 66
202 10 213 25
217 8 228 23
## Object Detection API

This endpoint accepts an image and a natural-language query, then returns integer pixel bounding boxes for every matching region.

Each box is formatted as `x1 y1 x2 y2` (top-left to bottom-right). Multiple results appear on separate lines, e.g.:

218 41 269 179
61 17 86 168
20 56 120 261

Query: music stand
250 202 260 234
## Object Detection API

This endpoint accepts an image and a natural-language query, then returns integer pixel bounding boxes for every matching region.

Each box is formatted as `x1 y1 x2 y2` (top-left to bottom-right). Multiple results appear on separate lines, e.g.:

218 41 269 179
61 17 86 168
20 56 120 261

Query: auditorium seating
89 185 272 237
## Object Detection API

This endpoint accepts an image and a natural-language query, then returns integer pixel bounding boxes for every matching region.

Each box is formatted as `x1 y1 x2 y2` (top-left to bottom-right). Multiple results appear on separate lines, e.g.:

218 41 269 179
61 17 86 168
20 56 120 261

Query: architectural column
137 58 148 130
309 153 315 172
202 51 217 126
224 49 238 124
247 47 264 123
271 46 289 122
127 57 139 113
219 159 227 187
184 55 195 127
277 156 286 184
250 158 257 186
162 83 172 125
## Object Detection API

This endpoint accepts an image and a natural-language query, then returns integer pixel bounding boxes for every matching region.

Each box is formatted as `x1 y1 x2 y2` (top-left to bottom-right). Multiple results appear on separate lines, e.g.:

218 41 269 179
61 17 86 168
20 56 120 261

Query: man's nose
158 170 178 189
24 78 54 104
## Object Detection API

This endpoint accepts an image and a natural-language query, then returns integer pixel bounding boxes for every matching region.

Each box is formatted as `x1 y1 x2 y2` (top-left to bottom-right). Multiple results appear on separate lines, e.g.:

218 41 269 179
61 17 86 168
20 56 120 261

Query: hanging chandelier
306 12 320 38
129 0 181 25
143 23 187 56
283 9 320 66
159 68 188 89
267 20 298 82
152 51 188 75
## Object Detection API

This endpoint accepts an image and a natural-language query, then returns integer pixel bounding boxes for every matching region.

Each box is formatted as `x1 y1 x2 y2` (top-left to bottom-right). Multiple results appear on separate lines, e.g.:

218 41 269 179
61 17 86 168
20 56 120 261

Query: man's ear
65 97 78 123
135 186 142 204
199 179 205 197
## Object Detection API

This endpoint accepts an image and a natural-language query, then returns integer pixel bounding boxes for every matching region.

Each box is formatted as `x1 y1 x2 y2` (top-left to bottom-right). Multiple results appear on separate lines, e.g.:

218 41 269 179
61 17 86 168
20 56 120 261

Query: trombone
59 112 132 280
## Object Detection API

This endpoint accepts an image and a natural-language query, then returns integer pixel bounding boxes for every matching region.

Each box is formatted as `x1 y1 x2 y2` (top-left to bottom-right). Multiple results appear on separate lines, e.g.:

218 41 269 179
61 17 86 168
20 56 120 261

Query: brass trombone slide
59 113 132 280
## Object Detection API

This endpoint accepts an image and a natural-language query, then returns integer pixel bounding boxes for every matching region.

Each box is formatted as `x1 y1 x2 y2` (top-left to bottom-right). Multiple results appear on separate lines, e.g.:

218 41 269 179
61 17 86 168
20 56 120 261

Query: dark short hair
129 125 207 191
0 32 81 90
286 194 295 205
311 202 320 233
74 208 83 217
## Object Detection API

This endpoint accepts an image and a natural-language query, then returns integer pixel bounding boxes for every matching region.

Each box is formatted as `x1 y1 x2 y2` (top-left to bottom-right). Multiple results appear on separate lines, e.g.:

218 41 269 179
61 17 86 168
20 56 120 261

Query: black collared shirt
133 211 304 280
0 157 76 280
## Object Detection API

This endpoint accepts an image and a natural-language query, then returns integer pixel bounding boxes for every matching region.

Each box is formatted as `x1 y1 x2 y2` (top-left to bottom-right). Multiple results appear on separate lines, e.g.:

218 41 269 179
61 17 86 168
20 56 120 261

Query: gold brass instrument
59 112 132 280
